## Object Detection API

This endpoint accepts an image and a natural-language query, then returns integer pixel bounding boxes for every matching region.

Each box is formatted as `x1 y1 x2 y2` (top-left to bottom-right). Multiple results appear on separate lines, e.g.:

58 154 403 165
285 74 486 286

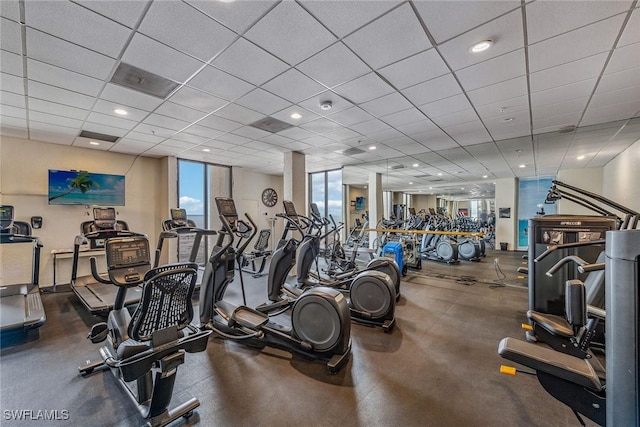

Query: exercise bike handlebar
545 255 604 277
534 239 606 263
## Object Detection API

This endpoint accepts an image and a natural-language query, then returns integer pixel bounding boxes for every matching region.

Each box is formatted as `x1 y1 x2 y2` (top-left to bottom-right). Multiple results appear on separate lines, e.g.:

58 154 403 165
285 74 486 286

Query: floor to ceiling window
177 159 231 263
309 169 343 246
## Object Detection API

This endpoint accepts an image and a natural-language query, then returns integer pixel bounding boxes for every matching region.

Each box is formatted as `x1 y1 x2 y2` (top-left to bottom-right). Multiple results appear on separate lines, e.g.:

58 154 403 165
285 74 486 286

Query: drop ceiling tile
380 108 428 128
1 17 22 54
444 120 492 146
377 49 449 90
122 33 204 83
476 95 529 120
235 88 291 116
402 74 462 106
303 135 337 147
411 128 457 150
131 122 175 139
529 52 608 92
186 0 276 33
439 9 524 71
262 68 326 104
528 14 626 73
300 117 343 134
162 139 199 150
167 86 228 113
271 106 321 125
418 94 473 119
125 130 165 144
1 90 24 108
100 84 164 111
29 129 73 145
300 1 400 38
394 142 429 155
188 65 255 101
1 50 22 76
364 127 405 142
1 73 23 95
277 126 316 140
0 1 20 21
138 1 236 62
259 133 294 145
198 114 243 133
143 113 190 132
532 111 582 133
232 126 272 140
85 111 138 130
395 119 437 136
431 109 479 128
526 0 631 44
245 2 336 66
333 73 394 104
170 131 209 145
26 59 103 97
350 119 390 135
456 49 525 91
359 92 413 117
153 102 207 123
74 0 149 28
599 66 640 96
110 139 156 154
531 79 597 107
26 29 116 80
415 1 520 44
92 99 150 124
25 1 131 58
28 98 88 120
486 121 531 142
298 92 353 117
327 106 375 126
617 6 640 47
296 42 369 88
213 103 264 125
605 42 640 74
467 76 528 108
590 86 640 108
344 3 431 70
1 105 26 119
28 81 96 109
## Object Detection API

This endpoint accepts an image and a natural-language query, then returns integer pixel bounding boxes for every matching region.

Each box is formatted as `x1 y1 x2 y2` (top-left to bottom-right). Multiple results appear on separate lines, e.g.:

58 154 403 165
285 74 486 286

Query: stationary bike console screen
0 205 14 229
106 239 150 268
93 207 117 229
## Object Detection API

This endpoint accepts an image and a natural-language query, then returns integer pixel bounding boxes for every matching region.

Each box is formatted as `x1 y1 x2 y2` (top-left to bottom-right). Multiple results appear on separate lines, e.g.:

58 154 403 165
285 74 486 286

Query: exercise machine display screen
283 200 297 217
309 203 320 218
216 198 238 222
106 238 150 269
94 207 117 229
171 208 188 226
0 205 14 230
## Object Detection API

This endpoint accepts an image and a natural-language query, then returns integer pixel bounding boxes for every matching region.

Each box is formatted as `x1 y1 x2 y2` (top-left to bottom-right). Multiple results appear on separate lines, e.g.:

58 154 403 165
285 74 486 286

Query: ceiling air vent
342 147 366 156
110 62 179 99
249 117 293 133
414 174 431 178
558 125 576 134
78 130 119 143
390 164 406 170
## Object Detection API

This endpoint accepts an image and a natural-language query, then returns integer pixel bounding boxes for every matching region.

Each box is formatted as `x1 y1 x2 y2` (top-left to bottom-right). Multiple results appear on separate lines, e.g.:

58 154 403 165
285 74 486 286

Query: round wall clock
261 188 278 207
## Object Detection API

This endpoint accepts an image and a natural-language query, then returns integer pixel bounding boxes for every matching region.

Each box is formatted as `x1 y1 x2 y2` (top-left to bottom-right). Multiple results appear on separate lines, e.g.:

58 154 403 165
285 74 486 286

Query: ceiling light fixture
409 182 413 185
519 164 526 168
502 117 515 122
577 155 585 160
290 113 302 119
369 145 376 150
113 108 128 115
482 175 488 178
89 141 100 146
413 163 419 167
202 148 211 152
437 172 443 176
320 101 332 111
469 40 493 53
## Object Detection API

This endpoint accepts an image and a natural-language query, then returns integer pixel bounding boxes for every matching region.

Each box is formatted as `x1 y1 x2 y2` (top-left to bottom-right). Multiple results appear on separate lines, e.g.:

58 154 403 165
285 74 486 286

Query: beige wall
0 136 167 287
411 194 437 212
495 177 517 250
555 167 603 215
603 138 640 214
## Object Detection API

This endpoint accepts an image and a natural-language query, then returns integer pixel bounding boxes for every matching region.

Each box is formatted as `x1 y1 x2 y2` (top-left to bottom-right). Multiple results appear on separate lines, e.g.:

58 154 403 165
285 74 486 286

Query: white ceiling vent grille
110 62 179 99
248 117 293 133
343 147 366 155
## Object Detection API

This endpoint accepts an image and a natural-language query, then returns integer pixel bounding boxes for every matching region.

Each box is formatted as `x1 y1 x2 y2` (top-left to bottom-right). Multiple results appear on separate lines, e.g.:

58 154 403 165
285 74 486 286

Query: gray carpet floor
0 249 598 426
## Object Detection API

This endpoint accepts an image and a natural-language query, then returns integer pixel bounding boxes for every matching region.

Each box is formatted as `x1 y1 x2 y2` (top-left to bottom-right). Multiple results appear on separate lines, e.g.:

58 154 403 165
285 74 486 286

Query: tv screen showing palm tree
48 170 125 206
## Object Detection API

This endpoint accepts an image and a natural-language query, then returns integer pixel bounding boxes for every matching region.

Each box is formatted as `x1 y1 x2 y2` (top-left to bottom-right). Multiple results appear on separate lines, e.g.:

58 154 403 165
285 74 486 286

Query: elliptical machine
78 235 211 426
259 201 398 332
199 197 352 374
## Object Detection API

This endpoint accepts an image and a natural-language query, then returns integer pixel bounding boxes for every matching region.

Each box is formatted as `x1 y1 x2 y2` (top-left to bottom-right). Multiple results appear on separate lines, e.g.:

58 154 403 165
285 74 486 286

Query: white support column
283 151 306 213
368 172 383 249
495 177 518 251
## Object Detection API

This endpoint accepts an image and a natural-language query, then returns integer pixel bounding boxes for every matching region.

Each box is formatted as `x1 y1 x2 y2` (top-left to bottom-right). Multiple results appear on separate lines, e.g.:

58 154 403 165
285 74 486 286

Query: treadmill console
0 205 14 231
105 237 151 287
170 208 188 227
94 207 117 229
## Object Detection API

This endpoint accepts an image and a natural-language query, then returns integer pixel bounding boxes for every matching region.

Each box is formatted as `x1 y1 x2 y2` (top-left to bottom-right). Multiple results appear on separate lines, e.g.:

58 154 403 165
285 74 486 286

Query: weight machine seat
498 337 602 391
114 263 210 380
527 311 573 338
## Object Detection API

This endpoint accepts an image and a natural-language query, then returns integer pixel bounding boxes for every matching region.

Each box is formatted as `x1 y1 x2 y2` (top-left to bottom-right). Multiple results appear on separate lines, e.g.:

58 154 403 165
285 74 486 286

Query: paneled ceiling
1 0 639 199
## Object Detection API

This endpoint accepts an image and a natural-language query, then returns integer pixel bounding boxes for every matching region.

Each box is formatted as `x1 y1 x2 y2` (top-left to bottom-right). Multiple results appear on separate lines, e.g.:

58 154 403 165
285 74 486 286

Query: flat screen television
48 169 125 206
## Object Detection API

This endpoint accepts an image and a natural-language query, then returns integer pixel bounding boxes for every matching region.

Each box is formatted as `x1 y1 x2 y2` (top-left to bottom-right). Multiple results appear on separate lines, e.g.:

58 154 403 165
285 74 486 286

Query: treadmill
0 205 46 333
159 208 216 289
70 207 145 315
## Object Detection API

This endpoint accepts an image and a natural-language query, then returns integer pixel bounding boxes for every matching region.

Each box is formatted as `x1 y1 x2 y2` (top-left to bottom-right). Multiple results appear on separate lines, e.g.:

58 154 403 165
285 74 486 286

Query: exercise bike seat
498 337 602 391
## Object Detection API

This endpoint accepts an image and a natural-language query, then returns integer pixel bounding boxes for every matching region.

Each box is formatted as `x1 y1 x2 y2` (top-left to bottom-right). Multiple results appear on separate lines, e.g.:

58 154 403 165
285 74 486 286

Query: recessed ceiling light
202 148 211 152
369 146 376 150
483 175 488 178
461 187 465 190
320 101 333 111
469 40 493 53
437 172 443 176
429 187 433 189
502 117 515 122
409 182 413 185
113 108 128 115
413 163 419 167
577 155 585 160
519 164 526 168
290 113 302 119
218 0 235 3
89 141 100 146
